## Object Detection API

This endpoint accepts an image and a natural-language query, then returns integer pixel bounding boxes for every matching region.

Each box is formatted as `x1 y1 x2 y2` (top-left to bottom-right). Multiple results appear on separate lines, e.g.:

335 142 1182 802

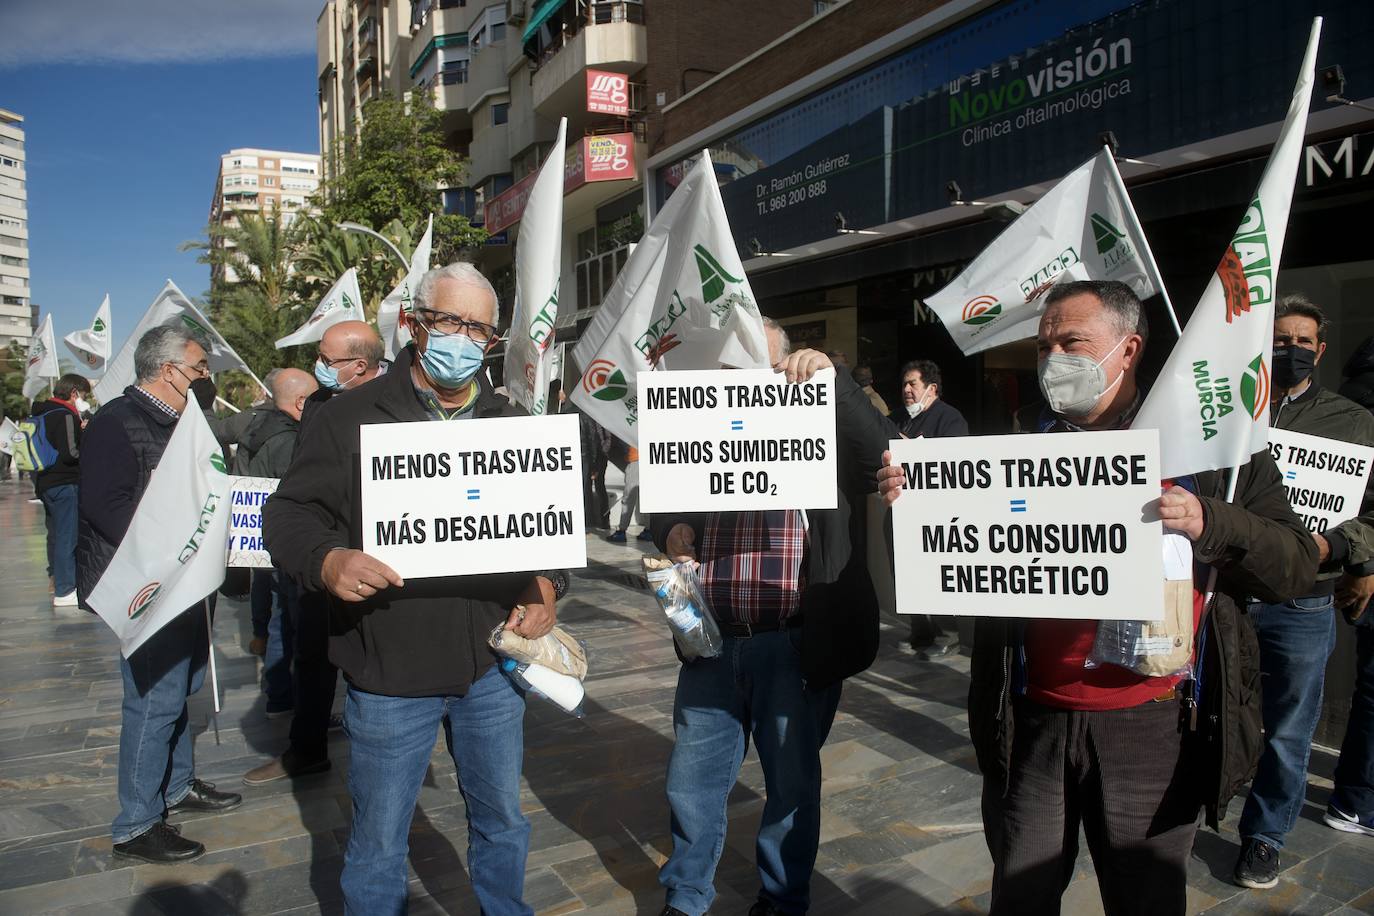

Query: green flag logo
694 245 743 304
209 452 228 474
92 317 107 333
1091 214 1126 255
581 359 629 402
128 582 162 620
1239 354 1270 420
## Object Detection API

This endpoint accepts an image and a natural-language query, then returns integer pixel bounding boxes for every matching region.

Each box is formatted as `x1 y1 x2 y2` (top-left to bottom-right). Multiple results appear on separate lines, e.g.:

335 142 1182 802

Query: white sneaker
1324 804 1374 837
53 592 78 608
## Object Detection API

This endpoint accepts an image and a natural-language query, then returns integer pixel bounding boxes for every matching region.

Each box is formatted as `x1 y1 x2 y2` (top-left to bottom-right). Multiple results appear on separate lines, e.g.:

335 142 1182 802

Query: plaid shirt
698 510 807 626
131 386 181 419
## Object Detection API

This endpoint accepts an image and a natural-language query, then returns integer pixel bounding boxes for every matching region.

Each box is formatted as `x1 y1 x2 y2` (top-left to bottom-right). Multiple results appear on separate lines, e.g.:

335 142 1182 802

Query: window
2 295 26 306
492 102 509 125
0 136 23 151
0 233 23 246
263 176 276 186
0 275 25 288
0 216 24 229
0 255 26 267
0 155 20 170
262 159 275 168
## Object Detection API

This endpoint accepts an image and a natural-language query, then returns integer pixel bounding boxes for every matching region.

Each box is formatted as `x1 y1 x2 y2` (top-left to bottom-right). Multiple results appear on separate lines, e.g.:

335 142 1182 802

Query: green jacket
1271 383 1374 585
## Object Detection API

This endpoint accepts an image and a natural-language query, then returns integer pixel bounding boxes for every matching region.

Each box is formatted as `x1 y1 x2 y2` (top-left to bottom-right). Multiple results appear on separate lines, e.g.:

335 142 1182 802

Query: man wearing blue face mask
264 263 558 916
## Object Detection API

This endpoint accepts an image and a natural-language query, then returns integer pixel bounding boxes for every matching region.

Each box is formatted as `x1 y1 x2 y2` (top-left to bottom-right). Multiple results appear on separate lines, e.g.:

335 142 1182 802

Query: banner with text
890 430 1164 620
1267 428 1374 534
638 368 837 513
227 476 278 568
360 414 586 579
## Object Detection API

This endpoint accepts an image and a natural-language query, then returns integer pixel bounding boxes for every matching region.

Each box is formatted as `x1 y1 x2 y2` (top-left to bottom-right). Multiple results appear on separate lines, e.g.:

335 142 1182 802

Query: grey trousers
982 696 1200 916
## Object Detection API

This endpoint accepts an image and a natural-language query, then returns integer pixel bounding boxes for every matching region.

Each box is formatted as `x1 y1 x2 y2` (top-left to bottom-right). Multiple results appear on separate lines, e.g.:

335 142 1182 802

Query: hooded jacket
238 408 300 479
31 398 82 496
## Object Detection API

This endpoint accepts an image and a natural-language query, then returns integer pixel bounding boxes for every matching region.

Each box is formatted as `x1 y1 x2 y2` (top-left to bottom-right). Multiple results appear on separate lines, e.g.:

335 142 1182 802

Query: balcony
530 7 646 118
409 2 469 79
358 16 377 48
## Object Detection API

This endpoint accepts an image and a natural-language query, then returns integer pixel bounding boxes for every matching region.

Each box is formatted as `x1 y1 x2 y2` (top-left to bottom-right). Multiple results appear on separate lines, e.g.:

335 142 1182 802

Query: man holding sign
1234 296 1374 888
264 263 560 916
651 320 892 916
878 281 1315 914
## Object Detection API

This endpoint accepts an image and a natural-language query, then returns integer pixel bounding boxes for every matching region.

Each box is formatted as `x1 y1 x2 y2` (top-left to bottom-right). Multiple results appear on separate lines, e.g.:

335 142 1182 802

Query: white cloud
0 0 321 68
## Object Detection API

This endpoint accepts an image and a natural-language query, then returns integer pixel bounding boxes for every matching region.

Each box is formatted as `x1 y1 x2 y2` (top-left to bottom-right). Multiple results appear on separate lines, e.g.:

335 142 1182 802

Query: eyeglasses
173 361 210 378
317 352 359 368
413 308 498 344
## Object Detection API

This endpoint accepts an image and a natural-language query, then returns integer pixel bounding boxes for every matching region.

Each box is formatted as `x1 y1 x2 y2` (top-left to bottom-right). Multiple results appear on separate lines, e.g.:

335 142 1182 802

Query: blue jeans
1333 612 1374 817
1240 595 1338 849
40 483 78 596
263 571 297 713
112 604 209 843
341 666 531 916
660 628 842 916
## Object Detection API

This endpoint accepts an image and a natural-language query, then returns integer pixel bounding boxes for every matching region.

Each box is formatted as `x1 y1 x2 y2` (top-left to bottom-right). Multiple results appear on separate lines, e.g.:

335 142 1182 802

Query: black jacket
263 346 538 698
1341 335 1374 412
239 408 299 478
890 397 969 440
75 388 179 604
968 435 1317 829
31 399 82 496
650 367 892 690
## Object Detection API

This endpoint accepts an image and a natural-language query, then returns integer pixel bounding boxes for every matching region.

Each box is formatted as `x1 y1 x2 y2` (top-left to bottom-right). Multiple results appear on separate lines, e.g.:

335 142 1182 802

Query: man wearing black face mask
1232 295 1374 889
76 325 241 865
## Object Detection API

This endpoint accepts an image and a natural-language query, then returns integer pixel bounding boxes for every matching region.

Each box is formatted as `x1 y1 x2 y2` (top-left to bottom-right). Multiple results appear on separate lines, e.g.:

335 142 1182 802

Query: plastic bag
489 623 588 681
643 556 722 659
1086 530 1196 677
500 659 586 717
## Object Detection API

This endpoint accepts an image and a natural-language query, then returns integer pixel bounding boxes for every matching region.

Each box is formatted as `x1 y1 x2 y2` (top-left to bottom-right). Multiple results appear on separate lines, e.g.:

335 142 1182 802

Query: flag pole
205 601 221 715
1104 148 1182 338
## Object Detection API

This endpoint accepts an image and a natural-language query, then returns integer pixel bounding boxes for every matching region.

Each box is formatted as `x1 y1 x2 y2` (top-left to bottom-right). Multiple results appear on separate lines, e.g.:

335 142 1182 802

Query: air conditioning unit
506 0 527 24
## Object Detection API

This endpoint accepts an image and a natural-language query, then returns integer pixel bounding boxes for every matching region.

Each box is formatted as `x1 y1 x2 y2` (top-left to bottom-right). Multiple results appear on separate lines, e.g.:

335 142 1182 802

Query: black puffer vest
75 388 177 603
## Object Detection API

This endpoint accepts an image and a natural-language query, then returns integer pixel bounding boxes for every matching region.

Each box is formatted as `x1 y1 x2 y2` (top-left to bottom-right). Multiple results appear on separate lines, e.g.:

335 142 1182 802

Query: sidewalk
0 476 1372 914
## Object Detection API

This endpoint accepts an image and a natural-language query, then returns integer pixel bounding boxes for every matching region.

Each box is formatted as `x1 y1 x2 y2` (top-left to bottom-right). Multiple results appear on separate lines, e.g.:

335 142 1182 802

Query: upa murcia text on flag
360 414 587 579
890 430 1164 621
638 368 837 513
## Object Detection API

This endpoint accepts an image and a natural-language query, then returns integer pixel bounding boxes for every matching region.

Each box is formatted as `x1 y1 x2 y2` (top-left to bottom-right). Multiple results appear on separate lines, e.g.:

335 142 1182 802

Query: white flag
64 294 112 372
1135 18 1321 480
95 280 262 404
571 150 769 445
87 405 232 657
23 314 59 400
505 118 567 415
927 148 1165 355
0 417 17 455
276 267 365 349
377 216 432 360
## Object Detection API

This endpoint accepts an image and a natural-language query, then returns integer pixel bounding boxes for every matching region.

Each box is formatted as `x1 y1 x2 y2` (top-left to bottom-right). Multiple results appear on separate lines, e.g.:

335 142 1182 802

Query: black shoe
112 822 205 864
659 907 690 916
167 778 243 814
919 643 958 660
1234 837 1280 889
748 900 784 916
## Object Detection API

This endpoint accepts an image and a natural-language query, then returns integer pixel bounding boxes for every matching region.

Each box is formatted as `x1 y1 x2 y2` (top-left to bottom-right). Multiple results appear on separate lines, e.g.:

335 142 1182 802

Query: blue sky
2 1 321 365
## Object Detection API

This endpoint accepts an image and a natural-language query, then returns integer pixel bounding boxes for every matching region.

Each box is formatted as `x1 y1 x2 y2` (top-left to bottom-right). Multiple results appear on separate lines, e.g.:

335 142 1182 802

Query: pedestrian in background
32 373 92 608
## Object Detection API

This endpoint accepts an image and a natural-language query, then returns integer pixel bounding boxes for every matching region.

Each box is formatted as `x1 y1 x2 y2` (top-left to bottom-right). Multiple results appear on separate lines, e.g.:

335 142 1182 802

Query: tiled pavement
2 477 1374 914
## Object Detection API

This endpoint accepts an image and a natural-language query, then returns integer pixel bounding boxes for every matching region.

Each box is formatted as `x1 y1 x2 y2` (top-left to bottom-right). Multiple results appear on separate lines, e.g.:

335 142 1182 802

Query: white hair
413 262 499 324
762 316 791 358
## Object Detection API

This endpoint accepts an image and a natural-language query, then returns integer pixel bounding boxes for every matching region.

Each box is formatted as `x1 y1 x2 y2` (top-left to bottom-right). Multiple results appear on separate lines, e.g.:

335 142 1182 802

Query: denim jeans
341 666 531 916
112 604 209 843
1332 612 1374 817
659 628 842 916
1240 594 1338 849
263 570 297 713
40 483 78 596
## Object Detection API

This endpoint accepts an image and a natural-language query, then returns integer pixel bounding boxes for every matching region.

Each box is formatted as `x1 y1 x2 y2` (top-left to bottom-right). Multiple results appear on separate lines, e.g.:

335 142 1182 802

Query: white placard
1267 427 1374 534
360 414 586 579
637 368 837 512
227 476 278 568
891 430 1165 620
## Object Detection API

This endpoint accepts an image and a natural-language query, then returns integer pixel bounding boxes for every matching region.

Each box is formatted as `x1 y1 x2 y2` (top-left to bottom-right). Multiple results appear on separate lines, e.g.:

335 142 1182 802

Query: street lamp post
337 221 410 269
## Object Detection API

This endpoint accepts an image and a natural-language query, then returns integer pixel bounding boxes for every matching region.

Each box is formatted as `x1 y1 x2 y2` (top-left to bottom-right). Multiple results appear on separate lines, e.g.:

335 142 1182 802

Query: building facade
646 0 1374 744
0 109 32 350
208 148 322 284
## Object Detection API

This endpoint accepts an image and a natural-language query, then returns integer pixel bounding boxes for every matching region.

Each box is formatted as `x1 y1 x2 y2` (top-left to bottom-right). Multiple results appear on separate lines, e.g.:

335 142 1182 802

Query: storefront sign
1267 427 1374 533
359 415 586 578
890 430 1164 620
227 476 278 568
485 170 539 235
587 69 630 116
566 134 636 193
638 368 837 512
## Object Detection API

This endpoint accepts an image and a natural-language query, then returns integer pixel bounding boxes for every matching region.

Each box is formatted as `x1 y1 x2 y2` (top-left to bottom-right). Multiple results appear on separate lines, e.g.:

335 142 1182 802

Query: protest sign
359 414 586 579
1266 428 1374 534
638 368 837 513
227 476 278 568
890 430 1164 620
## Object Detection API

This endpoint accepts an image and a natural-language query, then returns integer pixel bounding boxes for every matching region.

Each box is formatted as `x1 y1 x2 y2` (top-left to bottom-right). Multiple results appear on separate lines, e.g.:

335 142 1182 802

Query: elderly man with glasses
77 325 243 864
264 263 559 916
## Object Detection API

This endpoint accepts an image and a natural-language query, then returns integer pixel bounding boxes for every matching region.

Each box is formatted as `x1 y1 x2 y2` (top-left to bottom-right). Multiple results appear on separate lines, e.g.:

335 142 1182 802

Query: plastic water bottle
500 658 586 717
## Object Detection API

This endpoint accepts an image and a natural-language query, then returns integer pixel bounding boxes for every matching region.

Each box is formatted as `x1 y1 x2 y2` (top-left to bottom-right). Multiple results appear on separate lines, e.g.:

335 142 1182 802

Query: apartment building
0 109 32 350
208 148 322 283
315 0 815 360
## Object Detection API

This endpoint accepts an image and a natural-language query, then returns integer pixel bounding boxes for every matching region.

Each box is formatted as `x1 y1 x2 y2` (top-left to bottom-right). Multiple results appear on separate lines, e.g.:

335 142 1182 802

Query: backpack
11 409 64 472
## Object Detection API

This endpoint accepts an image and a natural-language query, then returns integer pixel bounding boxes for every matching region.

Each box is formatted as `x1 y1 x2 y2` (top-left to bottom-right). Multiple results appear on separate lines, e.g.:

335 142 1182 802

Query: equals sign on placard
730 419 744 431
466 488 481 501
1009 498 1027 513
1284 470 1297 481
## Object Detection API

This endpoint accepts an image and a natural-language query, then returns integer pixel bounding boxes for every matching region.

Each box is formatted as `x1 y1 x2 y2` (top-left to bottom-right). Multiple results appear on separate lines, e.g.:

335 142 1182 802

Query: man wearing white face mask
893 359 967 439
31 373 93 607
878 280 1316 915
265 263 561 916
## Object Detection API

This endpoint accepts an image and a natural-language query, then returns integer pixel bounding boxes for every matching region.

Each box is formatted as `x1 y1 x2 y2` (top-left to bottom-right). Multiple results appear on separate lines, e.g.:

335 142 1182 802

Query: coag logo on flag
26 340 44 369
582 359 629 401
529 292 559 348
128 582 162 620
1219 198 1273 324
1240 354 1270 420
962 295 1001 326
1020 248 1081 300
